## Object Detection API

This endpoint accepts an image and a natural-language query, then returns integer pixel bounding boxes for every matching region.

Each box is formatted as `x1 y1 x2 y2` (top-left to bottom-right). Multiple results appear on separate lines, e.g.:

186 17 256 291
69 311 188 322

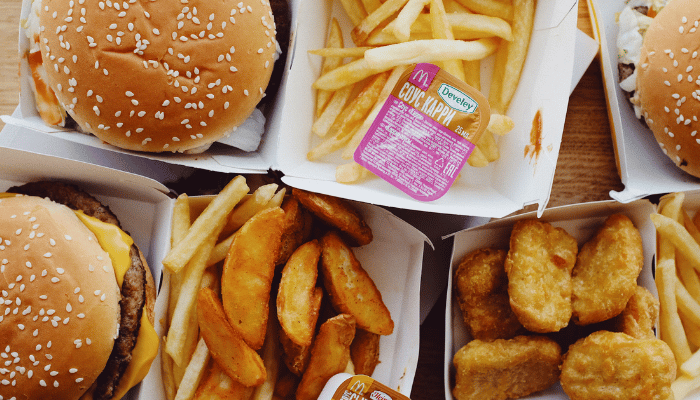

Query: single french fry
351 0 411 45
677 280 700 327
384 0 430 42
222 183 278 236
313 57 393 91
679 253 700 301
168 194 191 326
313 84 356 137
161 337 177 400
166 218 225 366
430 0 466 81
487 39 507 114
657 259 693 365
308 72 389 161
463 60 481 91
364 38 499 70
681 312 700 350
682 348 700 377
672 373 700 400
339 0 368 26
476 131 499 162
452 0 513 21
252 312 282 400
309 47 373 58
652 213 700 272
467 145 489 167
317 19 345 118
685 209 700 243
367 27 496 45
162 176 248 274
173 338 210 400
659 193 685 265
336 162 374 184
409 13 513 41
342 66 404 159
487 113 515 135
490 0 535 114
361 0 383 13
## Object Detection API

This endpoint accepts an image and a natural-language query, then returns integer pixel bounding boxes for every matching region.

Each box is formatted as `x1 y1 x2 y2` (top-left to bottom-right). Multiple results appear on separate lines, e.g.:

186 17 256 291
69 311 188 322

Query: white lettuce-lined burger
617 0 700 178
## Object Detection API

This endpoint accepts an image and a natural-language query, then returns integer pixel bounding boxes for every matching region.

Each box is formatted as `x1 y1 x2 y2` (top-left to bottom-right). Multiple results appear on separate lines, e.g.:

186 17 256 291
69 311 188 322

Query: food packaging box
3 0 578 218
0 146 428 399
442 198 658 399
589 0 700 204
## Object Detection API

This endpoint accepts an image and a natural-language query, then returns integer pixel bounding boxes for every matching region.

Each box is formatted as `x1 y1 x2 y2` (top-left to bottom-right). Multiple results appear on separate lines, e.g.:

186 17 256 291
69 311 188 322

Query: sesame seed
138 111 146 117
131 99 139 106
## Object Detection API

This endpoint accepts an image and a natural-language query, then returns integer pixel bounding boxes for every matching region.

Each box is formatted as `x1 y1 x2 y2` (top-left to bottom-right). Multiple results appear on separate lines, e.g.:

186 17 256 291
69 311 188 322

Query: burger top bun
38 0 278 153
0 195 121 400
637 0 700 178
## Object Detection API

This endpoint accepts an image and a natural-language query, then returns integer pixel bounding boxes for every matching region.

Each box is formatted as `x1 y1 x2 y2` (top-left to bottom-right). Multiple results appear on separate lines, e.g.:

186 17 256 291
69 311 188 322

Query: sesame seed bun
37 0 278 153
636 0 700 178
0 195 121 400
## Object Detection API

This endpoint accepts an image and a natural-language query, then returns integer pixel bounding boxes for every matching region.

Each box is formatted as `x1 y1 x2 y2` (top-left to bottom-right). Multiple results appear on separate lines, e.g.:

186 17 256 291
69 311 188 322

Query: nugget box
443 198 658 400
3 0 578 218
0 146 427 399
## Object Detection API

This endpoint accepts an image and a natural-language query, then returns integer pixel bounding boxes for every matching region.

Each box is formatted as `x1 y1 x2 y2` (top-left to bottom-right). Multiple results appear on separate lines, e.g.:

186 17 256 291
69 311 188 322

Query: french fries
317 19 346 118
308 0 532 181
161 179 392 400
653 193 700 398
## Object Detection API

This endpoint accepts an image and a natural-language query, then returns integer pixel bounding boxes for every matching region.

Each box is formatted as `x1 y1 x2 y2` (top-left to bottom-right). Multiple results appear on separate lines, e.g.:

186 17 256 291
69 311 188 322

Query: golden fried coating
560 331 676 400
452 335 561 400
613 285 659 340
455 248 523 341
572 214 644 325
505 220 578 333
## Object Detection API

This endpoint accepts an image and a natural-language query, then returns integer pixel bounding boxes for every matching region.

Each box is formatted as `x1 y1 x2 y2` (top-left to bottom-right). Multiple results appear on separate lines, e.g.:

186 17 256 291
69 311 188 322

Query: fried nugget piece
560 331 676 400
505 220 578 333
572 214 644 325
293 188 373 246
452 336 561 400
454 248 523 341
612 285 659 340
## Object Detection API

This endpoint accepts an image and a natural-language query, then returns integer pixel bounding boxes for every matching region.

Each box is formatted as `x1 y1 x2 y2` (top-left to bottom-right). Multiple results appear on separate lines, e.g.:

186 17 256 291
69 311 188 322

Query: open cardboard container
442 198 662 399
588 0 700 204
0 146 428 399
3 0 578 218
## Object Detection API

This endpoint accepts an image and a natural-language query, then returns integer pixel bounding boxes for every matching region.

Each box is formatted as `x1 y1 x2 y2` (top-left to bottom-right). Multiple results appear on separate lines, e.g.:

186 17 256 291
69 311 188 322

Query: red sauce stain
524 109 542 161
26 50 63 125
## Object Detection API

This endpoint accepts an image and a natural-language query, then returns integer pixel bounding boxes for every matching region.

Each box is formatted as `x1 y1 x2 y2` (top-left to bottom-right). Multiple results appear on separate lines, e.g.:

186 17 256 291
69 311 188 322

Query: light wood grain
0 0 21 130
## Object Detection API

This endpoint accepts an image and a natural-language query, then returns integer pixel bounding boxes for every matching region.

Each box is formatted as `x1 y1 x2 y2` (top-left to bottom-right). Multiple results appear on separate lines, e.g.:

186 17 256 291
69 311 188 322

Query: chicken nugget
612 285 659 340
454 248 523 341
505 220 578 333
452 335 561 400
560 331 676 400
572 214 644 325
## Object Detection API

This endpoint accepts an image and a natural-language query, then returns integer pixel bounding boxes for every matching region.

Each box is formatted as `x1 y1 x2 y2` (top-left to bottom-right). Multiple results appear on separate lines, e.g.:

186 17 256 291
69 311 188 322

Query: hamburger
21 0 288 153
617 0 700 178
0 181 158 400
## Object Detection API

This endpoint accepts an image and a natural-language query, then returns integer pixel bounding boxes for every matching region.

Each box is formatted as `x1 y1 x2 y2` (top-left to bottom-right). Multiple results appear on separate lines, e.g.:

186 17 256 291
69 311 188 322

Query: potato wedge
296 314 357 400
221 207 285 350
278 240 323 347
350 329 381 376
279 328 313 377
194 360 254 400
197 287 266 387
320 231 394 335
277 196 314 265
293 188 373 246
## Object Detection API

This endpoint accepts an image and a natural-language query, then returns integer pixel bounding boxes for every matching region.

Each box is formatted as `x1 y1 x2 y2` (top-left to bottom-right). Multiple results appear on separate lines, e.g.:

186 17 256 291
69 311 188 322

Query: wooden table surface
0 0 623 399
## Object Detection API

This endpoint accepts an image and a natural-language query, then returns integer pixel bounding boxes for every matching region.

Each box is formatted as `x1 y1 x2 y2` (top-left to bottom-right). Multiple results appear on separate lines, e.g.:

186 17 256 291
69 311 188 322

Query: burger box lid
442 198 658 400
0 146 429 398
589 0 700 204
3 0 578 218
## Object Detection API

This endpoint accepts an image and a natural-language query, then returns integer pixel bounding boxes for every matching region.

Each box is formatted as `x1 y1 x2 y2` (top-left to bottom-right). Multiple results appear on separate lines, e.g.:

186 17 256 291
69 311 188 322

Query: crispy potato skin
296 314 356 400
320 231 394 335
197 288 266 387
350 329 381 376
277 197 313 265
455 248 523 341
505 220 578 333
278 240 323 347
572 214 644 325
452 335 561 400
613 285 659 340
560 331 676 400
293 188 373 246
221 207 285 350
279 328 313 377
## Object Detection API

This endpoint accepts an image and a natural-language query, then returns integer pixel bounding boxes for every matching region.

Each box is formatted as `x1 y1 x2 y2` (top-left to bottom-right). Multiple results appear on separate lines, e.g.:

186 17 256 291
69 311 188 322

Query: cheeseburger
0 181 157 400
22 0 286 153
617 0 700 178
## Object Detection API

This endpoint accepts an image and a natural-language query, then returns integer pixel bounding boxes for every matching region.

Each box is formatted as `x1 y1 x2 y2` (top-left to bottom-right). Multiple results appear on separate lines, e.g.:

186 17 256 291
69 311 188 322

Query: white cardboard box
442 199 659 400
0 146 428 399
3 0 578 218
589 0 700 204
